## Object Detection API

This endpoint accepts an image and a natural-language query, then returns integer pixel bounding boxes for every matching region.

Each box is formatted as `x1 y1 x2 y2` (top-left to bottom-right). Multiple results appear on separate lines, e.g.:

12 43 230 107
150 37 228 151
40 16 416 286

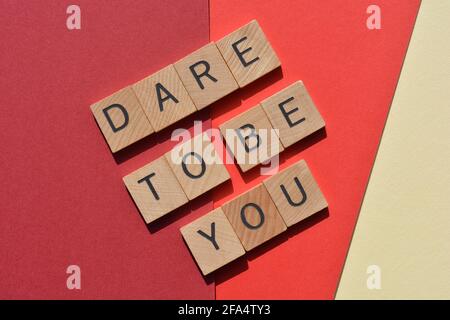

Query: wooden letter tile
261 81 325 148
132 64 196 132
216 20 281 88
219 104 284 172
165 132 230 200
123 156 188 224
180 208 245 275
174 43 238 110
263 159 328 227
90 86 154 153
221 184 287 251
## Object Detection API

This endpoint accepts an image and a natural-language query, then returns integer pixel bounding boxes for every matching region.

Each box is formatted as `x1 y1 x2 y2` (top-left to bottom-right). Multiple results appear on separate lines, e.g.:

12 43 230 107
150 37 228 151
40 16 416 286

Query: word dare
91 20 280 153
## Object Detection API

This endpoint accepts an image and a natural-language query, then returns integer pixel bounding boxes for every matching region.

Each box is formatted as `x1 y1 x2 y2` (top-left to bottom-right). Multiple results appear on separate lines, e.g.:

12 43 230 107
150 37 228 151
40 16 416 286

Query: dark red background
0 0 213 299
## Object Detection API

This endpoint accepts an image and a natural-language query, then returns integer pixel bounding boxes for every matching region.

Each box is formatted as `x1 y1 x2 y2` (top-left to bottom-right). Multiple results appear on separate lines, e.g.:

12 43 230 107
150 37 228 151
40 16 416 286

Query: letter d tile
90 86 154 153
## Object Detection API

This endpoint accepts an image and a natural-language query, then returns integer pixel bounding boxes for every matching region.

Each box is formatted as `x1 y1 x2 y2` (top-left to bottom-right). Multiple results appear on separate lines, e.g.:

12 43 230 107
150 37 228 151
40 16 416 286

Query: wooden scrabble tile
123 156 188 224
180 208 245 275
132 64 197 132
263 159 328 227
261 81 325 148
174 42 238 110
221 184 287 251
216 20 281 88
219 104 284 172
90 86 154 153
165 132 230 200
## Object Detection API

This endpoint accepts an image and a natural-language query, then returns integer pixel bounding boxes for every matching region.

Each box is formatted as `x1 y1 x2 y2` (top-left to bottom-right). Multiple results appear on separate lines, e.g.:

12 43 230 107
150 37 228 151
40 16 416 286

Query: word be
90 20 280 153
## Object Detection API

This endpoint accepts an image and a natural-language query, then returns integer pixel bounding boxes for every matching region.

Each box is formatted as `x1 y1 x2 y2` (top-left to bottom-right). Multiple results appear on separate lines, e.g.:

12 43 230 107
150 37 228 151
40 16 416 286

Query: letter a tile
180 208 245 276
123 156 188 224
261 81 325 148
216 20 281 88
221 184 287 251
263 159 328 227
132 64 196 132
174 43 238 110
90 86 154 153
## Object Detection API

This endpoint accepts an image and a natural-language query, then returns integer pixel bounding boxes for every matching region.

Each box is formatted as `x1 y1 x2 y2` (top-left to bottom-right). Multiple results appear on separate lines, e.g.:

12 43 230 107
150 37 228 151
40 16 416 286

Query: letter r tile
174 43 238 110
123 156 188 224
221 184 287 251
216 20 281 88
263 159 328 227
90 86 154 153
260 81 325 148
180 208 245 276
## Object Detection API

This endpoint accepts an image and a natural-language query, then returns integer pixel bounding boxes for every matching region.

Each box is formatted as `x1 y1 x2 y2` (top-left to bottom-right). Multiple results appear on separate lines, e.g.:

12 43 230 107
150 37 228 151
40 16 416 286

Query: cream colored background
336 0 450 299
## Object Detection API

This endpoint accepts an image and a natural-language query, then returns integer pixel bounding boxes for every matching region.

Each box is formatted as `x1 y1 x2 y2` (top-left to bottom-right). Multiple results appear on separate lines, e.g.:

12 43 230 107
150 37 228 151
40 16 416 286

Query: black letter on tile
236 124 261 153
232 37 259 67
189 61 218 90
182 152 206 179
279 97 305 127
240 203 265 230
197 222 219 250
103 104 129 132
280 177 307 207
155 82 179 112
137 173 159 200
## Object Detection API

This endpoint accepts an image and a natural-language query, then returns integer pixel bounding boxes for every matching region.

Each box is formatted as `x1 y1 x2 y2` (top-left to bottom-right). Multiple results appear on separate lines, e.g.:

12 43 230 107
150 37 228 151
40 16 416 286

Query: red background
0 0 420 299
210 0 420 299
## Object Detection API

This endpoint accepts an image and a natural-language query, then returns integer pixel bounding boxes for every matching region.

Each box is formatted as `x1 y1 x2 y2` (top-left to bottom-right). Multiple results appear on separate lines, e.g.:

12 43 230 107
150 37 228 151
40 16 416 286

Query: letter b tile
123 156 188 224
90 86 154 153
263 159 328 227
221 184 287 251
180 208 245 275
